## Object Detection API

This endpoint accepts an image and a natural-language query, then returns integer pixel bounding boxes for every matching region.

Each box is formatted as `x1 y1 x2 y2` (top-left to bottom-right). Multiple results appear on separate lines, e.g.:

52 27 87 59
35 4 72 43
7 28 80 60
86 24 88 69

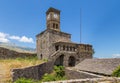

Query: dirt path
0 64 8 83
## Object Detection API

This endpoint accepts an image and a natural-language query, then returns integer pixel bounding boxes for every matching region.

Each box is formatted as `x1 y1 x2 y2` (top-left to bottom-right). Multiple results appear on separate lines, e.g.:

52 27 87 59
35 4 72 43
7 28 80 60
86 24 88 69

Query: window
55 45 59 51
56 24 58 29
63 45 65 50
53 23 55 29
47 24 50 28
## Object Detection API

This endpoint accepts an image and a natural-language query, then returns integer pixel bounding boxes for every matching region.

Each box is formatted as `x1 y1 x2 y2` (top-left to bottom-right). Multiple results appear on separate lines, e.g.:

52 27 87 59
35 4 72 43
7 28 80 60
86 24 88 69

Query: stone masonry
36 7 93 67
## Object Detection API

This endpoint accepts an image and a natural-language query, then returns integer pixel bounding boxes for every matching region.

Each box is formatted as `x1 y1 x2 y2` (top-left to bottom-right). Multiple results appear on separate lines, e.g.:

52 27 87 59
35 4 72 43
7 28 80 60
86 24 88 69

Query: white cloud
9 36 20 40
112 54 120 58
0 32 9 43
0 32 34 43
19 36 34 43
0 38 9 43
10 35 34 43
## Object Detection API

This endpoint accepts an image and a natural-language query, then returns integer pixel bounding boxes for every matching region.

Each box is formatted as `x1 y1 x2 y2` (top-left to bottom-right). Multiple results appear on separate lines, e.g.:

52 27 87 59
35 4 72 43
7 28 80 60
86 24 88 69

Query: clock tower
46 7 60 31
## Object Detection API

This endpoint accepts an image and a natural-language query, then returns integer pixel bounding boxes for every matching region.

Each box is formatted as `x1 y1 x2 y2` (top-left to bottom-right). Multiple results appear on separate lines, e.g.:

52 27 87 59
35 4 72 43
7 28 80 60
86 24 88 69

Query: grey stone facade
36 7 93 67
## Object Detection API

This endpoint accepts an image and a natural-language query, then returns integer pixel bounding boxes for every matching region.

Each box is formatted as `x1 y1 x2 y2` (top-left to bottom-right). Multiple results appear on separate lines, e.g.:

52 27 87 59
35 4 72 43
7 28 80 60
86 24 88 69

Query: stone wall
36 29 71 60
43 77 120 83
12 61 54 82
36 31 50 59
65 68 103 79
0 47 36 59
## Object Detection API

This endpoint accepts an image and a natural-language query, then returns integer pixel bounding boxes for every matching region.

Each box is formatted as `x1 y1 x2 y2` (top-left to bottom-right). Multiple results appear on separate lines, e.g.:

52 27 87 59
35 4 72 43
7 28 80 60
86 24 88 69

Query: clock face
47 14 50 19
53 13 58 19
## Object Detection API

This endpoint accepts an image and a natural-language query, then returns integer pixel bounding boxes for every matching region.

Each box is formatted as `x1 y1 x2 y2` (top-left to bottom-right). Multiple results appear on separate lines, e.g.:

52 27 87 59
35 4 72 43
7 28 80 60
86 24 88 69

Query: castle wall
0 47 36 59
65 68 102 79
12 61 54 82
77 44 93 62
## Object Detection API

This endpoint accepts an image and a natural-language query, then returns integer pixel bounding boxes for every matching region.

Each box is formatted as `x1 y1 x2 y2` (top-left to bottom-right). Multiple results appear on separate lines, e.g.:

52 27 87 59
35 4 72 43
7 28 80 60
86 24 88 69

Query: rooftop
75 58 120 75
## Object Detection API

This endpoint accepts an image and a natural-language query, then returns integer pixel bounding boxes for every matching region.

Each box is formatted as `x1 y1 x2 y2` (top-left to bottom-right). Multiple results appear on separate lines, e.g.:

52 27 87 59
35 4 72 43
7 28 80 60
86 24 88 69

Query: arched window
55 45 59 51
53 23 55 29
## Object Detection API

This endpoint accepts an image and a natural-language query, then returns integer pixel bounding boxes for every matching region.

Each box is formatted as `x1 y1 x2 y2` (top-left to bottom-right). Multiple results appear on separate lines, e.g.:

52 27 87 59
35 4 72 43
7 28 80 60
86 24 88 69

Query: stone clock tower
36 7 93 66
46 7 60 31
36 7 71 60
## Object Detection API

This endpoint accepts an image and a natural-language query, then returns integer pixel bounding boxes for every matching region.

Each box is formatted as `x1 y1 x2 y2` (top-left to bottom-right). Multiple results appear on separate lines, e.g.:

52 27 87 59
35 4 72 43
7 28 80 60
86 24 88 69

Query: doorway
54 55 64 66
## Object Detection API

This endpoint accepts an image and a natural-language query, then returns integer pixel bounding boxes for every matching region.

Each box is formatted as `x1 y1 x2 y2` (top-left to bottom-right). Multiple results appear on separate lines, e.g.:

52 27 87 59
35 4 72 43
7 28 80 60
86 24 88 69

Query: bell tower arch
46 7 60 31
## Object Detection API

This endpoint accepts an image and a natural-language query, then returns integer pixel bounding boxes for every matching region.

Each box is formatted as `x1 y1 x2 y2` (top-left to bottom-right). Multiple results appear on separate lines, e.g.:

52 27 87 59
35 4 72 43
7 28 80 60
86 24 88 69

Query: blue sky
0 0 120 58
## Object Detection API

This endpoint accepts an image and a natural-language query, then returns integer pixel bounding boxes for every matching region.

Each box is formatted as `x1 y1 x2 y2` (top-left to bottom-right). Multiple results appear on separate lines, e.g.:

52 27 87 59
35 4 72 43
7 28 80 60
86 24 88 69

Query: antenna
80 8 82 43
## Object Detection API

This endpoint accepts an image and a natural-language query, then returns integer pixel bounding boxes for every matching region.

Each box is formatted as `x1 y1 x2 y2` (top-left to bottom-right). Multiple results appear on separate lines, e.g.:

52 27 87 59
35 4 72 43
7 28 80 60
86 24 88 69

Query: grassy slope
0 57 44 82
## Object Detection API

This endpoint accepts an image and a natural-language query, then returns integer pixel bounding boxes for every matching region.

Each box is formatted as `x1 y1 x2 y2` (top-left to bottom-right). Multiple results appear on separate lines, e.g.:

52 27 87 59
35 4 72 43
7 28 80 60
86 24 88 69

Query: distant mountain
0 42 36 53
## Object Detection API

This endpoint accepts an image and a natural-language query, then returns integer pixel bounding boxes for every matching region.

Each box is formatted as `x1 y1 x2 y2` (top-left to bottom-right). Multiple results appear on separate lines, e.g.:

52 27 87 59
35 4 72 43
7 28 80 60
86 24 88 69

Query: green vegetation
112 65 120 77
14 66 67 83
40 66 66 82
14 78 35 83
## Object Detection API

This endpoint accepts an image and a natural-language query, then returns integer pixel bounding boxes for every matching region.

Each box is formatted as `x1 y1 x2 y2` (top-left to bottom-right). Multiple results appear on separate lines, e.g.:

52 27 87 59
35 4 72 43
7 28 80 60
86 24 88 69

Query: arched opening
53 23 55 29
54 55 64 66
68 56 76 67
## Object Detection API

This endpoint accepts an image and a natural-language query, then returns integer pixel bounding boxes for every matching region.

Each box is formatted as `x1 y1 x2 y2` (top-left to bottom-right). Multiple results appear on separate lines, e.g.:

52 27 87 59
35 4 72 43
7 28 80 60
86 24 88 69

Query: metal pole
80 8 82 43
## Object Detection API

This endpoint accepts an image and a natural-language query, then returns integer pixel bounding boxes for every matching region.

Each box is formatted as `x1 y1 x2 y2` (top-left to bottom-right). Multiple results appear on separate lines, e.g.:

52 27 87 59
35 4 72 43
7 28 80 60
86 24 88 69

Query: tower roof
46 7 60 14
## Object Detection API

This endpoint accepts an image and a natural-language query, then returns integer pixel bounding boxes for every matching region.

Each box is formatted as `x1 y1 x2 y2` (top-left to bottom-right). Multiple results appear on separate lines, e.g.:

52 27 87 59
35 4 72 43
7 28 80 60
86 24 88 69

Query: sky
0 0 120 58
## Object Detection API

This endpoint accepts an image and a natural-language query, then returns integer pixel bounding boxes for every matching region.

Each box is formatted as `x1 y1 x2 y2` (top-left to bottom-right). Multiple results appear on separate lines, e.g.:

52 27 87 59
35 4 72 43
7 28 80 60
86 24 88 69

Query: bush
41 66 66 82
112 66 120 77
14 78 34 83
40 73 56 82
54 66 65 77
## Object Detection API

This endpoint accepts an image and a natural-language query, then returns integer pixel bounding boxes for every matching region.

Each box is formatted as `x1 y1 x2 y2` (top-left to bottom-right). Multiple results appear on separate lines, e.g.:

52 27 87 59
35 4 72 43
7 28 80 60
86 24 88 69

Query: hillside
0 42 36 53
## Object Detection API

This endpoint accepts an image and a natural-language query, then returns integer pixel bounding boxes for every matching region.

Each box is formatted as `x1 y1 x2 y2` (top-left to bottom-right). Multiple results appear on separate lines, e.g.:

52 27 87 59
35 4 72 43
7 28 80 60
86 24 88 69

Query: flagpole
80 8 82 44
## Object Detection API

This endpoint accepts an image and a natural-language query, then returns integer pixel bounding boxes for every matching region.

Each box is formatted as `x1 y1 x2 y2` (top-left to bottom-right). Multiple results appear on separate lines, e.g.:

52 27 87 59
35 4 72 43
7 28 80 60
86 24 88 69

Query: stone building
36 7 93 67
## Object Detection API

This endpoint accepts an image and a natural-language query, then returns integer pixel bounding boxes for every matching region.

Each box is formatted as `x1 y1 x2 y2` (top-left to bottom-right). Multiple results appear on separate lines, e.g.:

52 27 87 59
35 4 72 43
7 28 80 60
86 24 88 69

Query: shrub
54 66 65 77
41 66 66 82
112 66 120 77
14 78 34 83
40 73 56 82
